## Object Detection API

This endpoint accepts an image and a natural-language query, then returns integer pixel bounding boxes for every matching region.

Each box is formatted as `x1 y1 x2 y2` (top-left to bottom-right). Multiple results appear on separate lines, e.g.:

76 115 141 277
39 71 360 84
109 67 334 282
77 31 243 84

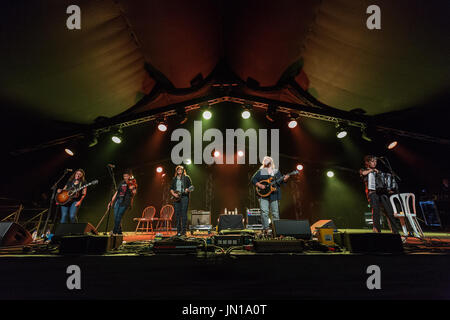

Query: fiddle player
108 169 137 235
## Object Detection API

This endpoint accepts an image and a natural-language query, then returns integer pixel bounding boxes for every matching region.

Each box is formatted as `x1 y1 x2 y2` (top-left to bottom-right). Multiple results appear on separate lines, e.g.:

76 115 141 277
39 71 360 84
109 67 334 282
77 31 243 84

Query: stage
1 229 450 300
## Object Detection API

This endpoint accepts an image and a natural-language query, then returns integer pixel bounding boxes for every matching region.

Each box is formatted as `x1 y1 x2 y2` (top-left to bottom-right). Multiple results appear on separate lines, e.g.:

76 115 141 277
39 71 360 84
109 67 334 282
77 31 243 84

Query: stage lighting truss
85 132 98 148
336 122 348 139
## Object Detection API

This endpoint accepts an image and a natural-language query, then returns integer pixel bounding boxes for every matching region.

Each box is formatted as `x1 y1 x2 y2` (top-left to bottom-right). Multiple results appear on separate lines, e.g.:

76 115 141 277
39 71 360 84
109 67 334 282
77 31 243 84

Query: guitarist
57 169 87 223
170 165 193 236
251 156 289 233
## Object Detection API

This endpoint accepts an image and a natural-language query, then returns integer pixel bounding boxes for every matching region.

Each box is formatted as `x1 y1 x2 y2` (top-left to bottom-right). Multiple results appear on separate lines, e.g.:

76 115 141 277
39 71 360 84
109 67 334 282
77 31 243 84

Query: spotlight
184 159 192 165
111 128 123 144
288 114 299 129
336 123 348 139
242 110 251 119
237 150 244 157
156 166 163 173
387 140 398 150
157 119 168 132
213 150 220 158
202 110 212 120
296 164 303 171
327 171 335 178
64 148 74 156
266 105 277 122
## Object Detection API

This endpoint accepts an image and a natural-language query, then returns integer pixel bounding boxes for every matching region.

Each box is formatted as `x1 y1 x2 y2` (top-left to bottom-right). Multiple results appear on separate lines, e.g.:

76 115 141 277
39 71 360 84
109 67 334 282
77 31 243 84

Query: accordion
368 171 398 192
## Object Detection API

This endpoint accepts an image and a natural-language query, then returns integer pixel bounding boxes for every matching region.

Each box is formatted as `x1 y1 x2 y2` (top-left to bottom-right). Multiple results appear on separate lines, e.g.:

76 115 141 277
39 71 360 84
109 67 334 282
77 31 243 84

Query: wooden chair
156 204 174 231
133 206 157 232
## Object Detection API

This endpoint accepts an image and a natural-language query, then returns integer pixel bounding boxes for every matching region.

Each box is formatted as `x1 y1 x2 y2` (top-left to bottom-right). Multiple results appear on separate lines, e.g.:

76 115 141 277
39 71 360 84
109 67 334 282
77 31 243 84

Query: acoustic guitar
56 180 98 205
255 170 299 197
172 185 194 202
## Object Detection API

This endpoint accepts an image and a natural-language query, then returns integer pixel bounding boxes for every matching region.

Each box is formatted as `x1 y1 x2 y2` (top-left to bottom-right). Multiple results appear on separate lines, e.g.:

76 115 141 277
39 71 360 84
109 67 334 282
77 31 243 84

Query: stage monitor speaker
341 232 403 253
0 222 33 247
218 214 244 232
54 222 98 237
59 235 110 255
310 219 337 234
273 219 311 240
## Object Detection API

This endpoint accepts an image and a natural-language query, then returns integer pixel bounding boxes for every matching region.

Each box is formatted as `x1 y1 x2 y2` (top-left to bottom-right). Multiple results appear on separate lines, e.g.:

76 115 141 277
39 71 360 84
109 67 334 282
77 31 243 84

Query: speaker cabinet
0 222 32 247
54 222 98 237
340 232 403 253
191 211 211 225
273 219 311 240
218 214 244 232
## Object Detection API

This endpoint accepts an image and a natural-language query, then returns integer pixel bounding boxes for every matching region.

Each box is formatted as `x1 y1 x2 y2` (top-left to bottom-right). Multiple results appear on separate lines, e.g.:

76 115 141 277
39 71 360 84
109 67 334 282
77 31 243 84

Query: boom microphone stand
96 165 118 234
40 169 71 238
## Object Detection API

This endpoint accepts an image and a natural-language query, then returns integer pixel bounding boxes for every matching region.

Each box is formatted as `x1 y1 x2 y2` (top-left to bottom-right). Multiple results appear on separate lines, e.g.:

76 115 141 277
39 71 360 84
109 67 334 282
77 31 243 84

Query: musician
251 156 289 233
359 155 400 234
57 169 86 223
170 165 192 236
108 169 137 235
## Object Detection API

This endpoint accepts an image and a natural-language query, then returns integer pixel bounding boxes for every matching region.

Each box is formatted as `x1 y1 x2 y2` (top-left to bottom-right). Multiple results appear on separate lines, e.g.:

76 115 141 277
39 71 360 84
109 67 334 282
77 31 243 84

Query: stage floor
0 229 450 299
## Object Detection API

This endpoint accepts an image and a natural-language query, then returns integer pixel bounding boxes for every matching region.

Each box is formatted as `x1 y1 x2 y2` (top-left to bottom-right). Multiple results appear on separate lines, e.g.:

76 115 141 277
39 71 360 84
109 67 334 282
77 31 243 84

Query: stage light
86 132 98 148
288 114 299 129
202 110 212 120
157 120 168 132
296 164 303 171
266 105 277 122
288 119 297 129
213 150 220 158
64 148 74 156
176 107 188 125
184 159 192 165
237 150 244 157
242 110 251 119
156 167 163 173
111 128 123 144
387 140 398 150
327 171 335 178
336 123 348 139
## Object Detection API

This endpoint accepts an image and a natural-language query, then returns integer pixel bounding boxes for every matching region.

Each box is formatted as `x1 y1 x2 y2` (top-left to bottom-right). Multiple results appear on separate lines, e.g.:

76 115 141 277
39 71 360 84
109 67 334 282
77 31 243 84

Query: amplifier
152 239 200 254
191 210 211 225
246 208 263 229
253 239 305 253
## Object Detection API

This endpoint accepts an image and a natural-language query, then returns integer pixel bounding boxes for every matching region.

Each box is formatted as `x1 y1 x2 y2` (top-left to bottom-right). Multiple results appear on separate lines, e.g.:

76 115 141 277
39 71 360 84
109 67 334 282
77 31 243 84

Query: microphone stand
40 169 71 239
103 166 117 234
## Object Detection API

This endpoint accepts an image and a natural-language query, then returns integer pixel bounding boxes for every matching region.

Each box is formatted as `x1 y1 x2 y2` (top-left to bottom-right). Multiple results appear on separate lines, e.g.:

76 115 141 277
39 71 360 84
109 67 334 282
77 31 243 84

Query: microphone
65 168 73 172
107 164 115 168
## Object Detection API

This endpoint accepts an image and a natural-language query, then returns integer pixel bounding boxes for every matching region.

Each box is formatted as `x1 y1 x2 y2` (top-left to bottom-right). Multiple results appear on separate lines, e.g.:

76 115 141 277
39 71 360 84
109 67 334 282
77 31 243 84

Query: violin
127 177 138 190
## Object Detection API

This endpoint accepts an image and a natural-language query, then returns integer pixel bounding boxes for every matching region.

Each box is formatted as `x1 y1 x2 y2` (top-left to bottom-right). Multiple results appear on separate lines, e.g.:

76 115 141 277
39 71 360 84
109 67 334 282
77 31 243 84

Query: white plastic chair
389 193 424 238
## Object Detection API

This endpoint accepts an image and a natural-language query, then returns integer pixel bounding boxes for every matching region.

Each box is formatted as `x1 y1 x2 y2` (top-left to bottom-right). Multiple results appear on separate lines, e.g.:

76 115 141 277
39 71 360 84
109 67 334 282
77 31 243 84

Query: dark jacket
251 168 285 201
170 175 192 198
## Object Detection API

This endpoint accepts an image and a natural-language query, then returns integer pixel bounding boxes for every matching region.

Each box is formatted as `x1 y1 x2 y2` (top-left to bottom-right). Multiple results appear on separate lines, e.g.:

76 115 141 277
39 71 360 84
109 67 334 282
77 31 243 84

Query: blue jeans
174 196 189 234
113 199 128 234
60 202 79 223
258 198 280 229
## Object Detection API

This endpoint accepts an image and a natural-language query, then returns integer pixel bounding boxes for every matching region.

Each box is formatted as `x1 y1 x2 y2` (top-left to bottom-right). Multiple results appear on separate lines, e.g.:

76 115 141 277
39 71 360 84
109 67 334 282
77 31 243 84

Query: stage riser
0 255 449 299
